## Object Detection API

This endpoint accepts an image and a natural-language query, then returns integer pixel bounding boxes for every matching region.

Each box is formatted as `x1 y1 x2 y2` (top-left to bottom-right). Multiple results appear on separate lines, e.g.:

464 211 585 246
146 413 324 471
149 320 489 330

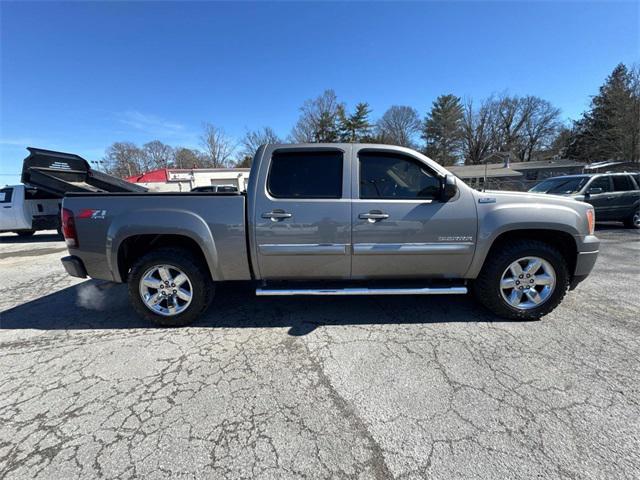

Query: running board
256 286 467 296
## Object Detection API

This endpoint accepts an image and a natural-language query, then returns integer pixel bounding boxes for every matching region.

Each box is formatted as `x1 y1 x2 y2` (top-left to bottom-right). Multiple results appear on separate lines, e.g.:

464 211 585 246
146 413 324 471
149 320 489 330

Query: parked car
47 144 599 326
191 185 238 193
529 173 640 229
0 184 62 236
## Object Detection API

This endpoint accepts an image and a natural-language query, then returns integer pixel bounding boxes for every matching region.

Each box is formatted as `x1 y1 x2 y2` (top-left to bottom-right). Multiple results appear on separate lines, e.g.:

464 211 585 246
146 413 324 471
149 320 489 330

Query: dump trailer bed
21 147 147 196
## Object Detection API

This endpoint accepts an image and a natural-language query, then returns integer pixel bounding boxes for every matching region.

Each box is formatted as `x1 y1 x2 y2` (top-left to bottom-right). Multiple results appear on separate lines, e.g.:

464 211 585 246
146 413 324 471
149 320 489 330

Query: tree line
103 62 639 177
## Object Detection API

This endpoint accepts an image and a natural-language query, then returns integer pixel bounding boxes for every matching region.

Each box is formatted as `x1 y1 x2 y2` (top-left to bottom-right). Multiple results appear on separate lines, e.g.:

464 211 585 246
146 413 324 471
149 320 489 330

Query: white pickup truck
0 184 62 237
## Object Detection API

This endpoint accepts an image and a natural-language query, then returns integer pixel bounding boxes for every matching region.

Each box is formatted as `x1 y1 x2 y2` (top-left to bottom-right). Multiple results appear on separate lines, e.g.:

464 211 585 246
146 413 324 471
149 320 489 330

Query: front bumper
61 255 88 278
570 234 600 289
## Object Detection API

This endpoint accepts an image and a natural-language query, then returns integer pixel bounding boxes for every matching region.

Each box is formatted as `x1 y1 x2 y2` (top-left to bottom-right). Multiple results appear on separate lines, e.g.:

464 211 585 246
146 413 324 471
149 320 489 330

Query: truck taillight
61 208 79 248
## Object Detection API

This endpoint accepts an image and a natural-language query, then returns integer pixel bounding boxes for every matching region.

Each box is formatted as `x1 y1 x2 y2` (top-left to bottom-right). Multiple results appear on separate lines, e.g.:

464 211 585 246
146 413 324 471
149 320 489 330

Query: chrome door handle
359 211 389 221
262 210 292 221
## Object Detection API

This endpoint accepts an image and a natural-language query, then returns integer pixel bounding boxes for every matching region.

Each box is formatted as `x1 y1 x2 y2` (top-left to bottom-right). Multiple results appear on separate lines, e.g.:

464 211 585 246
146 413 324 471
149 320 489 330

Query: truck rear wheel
472 240 569 320
128 247 214 326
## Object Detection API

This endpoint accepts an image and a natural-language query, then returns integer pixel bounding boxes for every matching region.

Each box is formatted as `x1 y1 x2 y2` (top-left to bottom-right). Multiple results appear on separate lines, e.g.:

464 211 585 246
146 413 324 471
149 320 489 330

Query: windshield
530 177 588 194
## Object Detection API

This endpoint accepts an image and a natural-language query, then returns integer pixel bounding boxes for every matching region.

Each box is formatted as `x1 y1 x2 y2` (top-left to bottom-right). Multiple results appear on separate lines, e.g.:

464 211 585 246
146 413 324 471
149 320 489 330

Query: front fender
466 201 585 278
107 208 222 282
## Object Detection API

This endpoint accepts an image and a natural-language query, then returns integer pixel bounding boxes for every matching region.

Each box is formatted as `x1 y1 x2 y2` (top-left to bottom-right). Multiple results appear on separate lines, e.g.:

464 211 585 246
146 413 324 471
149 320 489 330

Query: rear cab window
358 150 440 200
267 150 343 199
0 187 13 203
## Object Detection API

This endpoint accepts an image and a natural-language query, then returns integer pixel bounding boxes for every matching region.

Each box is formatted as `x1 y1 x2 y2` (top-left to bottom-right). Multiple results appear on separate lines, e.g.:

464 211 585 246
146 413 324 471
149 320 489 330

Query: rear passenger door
253 147 352 280
611 175 639 220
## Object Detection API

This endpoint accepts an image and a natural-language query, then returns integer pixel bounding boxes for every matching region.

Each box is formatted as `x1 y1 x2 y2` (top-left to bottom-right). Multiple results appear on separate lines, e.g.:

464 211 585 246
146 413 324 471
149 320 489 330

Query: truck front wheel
128 247 214 326
472 240 570 320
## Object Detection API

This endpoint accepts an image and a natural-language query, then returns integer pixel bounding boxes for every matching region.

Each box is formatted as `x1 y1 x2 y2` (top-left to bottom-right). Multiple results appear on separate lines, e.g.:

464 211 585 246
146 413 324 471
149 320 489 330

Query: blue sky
1 1 638 185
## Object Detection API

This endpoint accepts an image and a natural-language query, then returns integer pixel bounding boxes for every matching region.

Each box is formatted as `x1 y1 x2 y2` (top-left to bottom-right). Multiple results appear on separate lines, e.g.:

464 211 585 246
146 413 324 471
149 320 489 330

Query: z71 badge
78 209 107 219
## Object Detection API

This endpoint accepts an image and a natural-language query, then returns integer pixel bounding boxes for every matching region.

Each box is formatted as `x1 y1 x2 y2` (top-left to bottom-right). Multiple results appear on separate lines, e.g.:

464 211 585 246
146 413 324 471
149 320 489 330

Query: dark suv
530 172 640 229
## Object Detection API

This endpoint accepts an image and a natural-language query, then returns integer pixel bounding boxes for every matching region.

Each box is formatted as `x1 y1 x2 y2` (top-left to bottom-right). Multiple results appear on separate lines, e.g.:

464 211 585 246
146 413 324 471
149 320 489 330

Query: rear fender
107 208 221 282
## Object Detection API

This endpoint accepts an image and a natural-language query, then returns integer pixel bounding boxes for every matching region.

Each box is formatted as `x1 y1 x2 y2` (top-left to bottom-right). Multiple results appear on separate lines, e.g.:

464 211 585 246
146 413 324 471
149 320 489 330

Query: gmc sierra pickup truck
55 144 599 326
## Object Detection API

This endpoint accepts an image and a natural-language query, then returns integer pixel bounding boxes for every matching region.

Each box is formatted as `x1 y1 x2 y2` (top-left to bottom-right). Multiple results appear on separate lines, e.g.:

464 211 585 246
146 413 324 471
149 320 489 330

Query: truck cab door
252 146 351 280
0 187 18 231
351 148 477 279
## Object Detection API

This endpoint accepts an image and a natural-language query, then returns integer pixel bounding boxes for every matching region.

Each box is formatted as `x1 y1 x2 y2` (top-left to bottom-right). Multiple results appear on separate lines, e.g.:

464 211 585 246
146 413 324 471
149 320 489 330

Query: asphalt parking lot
1 226 639 479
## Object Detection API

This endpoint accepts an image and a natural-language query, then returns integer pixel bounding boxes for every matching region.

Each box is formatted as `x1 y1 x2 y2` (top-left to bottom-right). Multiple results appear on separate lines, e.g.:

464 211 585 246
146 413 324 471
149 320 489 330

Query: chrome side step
256 286 467 296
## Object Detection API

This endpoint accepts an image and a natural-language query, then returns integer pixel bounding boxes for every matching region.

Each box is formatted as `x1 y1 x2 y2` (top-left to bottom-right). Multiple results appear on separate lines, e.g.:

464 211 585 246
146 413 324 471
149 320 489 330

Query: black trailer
21 147 147 196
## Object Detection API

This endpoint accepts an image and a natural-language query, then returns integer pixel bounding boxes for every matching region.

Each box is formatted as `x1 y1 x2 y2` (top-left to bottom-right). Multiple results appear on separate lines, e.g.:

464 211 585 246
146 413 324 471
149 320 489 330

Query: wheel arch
116 234 216 283
468 228 578 278
108 209 222 282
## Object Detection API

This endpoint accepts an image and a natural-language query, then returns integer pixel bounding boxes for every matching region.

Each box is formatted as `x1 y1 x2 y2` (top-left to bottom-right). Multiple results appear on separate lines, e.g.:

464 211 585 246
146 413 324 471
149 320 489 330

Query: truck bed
63 192 252 283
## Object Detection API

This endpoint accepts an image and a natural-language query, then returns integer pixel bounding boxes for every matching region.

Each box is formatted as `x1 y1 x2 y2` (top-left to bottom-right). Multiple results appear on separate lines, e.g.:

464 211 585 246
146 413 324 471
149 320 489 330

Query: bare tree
521 97 561 161
239 127 281 165
492 94 533 153
200 123 236 168
102 142 146 177
289 90 343 143
142 140 175 169
376 105 421 147
461 98 497 165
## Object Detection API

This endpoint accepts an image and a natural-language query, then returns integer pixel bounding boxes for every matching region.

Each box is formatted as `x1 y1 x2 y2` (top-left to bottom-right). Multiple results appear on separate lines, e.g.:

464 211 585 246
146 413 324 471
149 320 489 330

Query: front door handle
262 210 292 221
2 206 10 209
359 211 389 222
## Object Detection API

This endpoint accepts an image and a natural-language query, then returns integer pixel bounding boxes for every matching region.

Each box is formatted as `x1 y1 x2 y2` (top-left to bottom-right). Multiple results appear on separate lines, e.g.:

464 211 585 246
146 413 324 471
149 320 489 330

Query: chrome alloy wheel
139 264 193 316
500 256 556 310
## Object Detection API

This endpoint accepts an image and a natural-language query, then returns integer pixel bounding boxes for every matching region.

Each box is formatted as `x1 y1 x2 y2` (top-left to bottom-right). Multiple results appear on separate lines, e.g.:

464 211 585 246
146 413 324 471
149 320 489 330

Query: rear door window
268 150 343 199
612 175 635 192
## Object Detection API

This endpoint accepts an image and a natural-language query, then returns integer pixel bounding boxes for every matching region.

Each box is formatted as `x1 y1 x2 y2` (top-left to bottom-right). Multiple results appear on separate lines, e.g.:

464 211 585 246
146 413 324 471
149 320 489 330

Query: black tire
623 207 640 229
127 247 214 327
16 230 35 237
472 240 569 321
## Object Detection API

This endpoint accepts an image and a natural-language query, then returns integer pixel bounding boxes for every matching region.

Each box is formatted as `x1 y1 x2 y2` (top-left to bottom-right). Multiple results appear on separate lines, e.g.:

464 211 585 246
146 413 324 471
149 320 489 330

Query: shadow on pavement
595 222 638 232
0 233 63 244
0 280 504 335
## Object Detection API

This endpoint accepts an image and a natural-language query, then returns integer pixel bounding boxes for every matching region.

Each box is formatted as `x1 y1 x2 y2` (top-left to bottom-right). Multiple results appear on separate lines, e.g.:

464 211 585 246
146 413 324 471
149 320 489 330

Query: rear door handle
2 206 10 209
262 210 292 221
359 211 389 221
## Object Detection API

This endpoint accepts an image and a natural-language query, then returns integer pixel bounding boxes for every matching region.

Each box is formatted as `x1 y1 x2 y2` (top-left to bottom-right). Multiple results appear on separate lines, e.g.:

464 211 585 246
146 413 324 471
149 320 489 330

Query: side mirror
586 187 603 195
441 174 458 201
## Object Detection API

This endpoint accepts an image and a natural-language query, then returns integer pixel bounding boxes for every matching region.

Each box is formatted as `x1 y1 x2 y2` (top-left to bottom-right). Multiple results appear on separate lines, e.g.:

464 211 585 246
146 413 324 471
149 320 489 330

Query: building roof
448 164 523 179
508 159 585 171
126 167 250 183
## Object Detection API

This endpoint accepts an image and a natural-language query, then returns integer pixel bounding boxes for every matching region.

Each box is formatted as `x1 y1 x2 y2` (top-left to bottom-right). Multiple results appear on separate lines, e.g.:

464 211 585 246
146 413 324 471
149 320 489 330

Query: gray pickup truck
56 144 599 326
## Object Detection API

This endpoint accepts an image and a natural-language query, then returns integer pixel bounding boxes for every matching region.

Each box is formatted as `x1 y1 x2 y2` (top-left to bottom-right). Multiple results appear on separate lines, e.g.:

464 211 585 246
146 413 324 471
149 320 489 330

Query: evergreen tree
338 102 373 142
422 94 464 165
565 63 640 162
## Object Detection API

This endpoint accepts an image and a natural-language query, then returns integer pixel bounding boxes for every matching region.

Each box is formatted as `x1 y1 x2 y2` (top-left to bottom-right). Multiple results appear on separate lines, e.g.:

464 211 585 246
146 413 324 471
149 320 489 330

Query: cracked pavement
1 226 639 479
